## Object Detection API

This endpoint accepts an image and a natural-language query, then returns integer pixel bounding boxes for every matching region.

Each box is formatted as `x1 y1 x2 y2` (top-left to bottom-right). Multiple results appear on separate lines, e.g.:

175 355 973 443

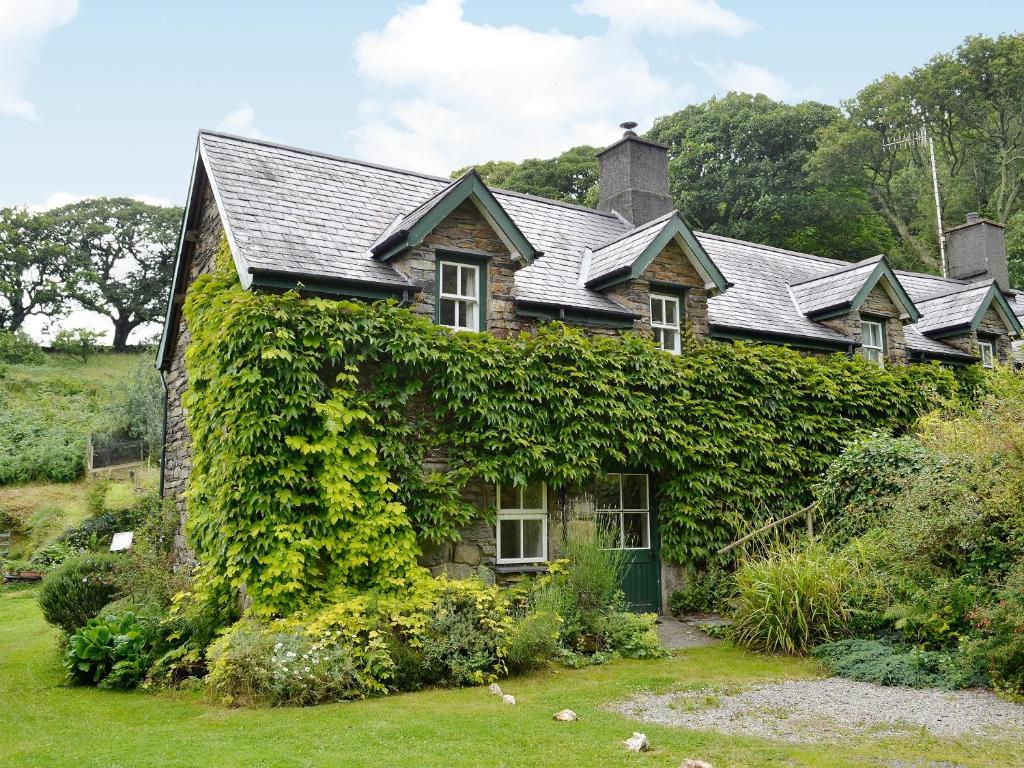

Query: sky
1 0 1022 341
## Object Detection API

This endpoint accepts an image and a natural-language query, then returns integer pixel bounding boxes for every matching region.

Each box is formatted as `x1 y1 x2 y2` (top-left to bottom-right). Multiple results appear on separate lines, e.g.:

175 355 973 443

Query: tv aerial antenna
883 125 947 277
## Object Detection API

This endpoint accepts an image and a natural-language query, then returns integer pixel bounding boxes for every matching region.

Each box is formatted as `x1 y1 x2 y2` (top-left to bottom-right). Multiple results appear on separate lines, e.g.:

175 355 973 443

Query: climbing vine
183 240 958 616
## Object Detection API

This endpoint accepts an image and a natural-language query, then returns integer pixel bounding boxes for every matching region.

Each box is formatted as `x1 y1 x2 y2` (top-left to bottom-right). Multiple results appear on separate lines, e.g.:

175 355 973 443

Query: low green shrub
38 553 119 634
206 624 365 707
502 589 561 674
730 545 853 654
595 610 665 660
668 564 732 615
0 330 46 365
0 411 84 484
812 638 983 690
111 496 186 610
27 540 81 570
65 612 153 689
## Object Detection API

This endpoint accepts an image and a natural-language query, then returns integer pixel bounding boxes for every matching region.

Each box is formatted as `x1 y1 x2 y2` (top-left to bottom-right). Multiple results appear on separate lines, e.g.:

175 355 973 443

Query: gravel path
655 614 727 650
614 677 1024 743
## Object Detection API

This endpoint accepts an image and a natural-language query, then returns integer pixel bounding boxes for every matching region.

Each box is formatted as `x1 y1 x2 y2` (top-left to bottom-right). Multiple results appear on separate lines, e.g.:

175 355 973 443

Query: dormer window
861 320 885 368
650 294 682 354
978 339 995 368
437 259 482 332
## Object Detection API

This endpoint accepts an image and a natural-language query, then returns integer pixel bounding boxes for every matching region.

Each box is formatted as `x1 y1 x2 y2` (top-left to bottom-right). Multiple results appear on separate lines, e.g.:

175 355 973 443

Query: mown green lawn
2 587 1021 768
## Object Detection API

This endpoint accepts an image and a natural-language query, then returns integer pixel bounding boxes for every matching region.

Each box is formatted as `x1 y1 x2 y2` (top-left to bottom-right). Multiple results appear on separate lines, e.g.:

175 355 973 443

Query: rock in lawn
502 694 516 705
488 683 503 696
681 761 713 768
624 732 650 752
553 709 578 721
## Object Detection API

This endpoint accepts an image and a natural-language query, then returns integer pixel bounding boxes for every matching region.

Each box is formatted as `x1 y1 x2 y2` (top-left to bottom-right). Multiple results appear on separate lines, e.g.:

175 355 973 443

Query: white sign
110 531 134 552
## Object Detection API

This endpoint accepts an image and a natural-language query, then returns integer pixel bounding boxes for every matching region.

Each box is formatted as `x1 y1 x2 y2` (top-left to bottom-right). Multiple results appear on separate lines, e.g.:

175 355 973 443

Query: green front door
595 472 662 613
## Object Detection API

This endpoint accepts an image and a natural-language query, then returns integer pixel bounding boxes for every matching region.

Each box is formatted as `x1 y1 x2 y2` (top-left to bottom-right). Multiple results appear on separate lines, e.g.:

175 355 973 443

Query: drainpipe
158 369 168 498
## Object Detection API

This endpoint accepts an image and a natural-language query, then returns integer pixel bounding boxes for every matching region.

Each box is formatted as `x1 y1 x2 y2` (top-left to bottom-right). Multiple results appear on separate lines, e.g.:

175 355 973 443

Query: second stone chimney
945 212 1010 290
597 122 673 226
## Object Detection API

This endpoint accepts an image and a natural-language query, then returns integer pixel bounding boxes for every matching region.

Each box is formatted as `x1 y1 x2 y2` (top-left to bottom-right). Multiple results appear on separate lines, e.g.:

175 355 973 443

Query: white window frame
595 473 651 551
438 260 480 332
978 339 995 368
860 320 885 368
496 482 548 565
650 293 682 355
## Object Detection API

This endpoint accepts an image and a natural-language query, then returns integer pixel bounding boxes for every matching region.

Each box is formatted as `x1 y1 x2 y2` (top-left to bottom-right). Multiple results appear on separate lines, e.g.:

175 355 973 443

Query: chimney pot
966 211 981 223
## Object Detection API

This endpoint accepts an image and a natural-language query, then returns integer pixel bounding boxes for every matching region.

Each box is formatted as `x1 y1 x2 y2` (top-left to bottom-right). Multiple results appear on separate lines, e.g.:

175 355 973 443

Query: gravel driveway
614 677 1024 743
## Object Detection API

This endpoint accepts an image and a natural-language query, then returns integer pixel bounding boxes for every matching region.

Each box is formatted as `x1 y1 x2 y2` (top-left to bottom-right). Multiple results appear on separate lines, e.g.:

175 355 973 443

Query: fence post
806 505 814 539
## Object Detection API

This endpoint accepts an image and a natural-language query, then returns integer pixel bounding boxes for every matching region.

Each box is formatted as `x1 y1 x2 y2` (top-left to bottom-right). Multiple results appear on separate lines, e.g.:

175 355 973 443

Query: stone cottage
158 125 1024 612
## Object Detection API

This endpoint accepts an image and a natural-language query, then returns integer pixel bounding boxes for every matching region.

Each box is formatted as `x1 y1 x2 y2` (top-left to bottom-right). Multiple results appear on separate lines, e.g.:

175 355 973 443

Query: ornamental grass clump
730 544 853 655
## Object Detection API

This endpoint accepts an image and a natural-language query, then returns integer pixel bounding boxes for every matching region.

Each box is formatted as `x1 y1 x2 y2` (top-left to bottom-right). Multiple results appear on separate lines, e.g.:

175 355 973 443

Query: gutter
247 266 417 296
710 324 853 352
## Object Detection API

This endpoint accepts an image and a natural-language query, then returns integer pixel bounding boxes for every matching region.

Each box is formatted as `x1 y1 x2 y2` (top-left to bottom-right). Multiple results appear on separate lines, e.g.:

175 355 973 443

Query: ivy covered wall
181 242 957 617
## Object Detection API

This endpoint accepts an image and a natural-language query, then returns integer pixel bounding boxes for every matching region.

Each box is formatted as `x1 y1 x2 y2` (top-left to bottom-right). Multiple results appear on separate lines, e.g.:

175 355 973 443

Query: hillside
0 350 160 486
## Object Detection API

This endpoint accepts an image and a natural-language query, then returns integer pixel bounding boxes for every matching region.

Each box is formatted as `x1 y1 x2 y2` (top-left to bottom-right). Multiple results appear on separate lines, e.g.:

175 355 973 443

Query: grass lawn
2 589 1022 767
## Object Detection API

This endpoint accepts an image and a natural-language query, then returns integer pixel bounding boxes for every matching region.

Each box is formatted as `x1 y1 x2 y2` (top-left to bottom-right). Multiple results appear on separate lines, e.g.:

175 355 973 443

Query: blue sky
2 0 1021 214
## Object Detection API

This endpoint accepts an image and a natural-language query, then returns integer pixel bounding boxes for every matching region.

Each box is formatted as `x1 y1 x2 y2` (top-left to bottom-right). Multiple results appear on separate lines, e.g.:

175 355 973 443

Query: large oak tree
51 198 182 350
0 207 77 332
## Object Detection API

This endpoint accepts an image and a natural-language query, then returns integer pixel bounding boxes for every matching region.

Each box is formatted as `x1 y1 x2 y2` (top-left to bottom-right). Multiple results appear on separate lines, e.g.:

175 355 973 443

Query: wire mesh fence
87 434 149 471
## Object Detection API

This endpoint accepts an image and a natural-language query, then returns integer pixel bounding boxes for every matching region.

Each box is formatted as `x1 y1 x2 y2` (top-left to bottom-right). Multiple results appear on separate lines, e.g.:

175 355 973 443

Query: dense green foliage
668 564 732 616
38 553 119 635
65 612 153 689
0 330 46 365
0 207 77 332
183 247 953 616
454 145 601 207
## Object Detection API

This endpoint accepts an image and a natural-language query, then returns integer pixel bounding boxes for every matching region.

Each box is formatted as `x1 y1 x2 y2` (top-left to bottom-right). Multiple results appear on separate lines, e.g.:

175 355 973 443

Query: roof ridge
590 211 675 252
789 255 884 288
915 279 994 304
694 230 850 267
198 129 624 222
199 129 457 184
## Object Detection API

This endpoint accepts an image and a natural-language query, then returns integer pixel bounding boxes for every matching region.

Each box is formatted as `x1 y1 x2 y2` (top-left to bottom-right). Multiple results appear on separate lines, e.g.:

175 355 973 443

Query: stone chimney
597 122 673 226
945 212 1010 290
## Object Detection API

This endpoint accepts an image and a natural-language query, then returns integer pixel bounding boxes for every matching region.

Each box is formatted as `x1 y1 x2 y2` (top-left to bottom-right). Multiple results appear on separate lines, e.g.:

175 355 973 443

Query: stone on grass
488 683 502 696
553 709 578 721
624 732 650 752
502 694 516 705
681 760 714 768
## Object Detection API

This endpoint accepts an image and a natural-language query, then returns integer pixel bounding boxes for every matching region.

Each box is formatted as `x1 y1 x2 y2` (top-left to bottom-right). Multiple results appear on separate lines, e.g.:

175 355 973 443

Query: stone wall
944 305 1016 363
603 239 709 340
821 284 908 365
162 183 222 556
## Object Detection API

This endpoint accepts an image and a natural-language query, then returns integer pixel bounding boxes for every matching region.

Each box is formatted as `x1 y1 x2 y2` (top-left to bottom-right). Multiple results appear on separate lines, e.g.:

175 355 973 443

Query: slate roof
913 282 994 335
788 256 885 317
585 211 676 285
190 131 1024 362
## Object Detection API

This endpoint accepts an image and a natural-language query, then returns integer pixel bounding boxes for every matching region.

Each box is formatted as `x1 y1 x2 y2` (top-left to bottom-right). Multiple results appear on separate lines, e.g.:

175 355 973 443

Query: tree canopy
50 198 181 350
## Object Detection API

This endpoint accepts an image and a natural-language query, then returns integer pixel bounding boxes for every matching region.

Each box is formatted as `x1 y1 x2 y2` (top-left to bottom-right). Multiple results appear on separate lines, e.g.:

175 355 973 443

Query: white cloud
351 0 689 174
0 0 78 119
217 102 265 139
573 0 753 37
697 59 818 102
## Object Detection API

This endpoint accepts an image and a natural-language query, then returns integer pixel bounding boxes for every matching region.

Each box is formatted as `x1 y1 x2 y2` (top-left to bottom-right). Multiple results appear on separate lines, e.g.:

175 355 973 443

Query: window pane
499 519 521 560
522 518 544 559
623 513 649 548
662 329 677 352
664 299 677 325
652 328 663 346
460 265 476 296
439 298 456 327
651 298 663 324
596 512 621 548
595 473 620 510
499 483 520 510
456 300 471 328
441 263 458 294
521 482 543 509
622 474 648 509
